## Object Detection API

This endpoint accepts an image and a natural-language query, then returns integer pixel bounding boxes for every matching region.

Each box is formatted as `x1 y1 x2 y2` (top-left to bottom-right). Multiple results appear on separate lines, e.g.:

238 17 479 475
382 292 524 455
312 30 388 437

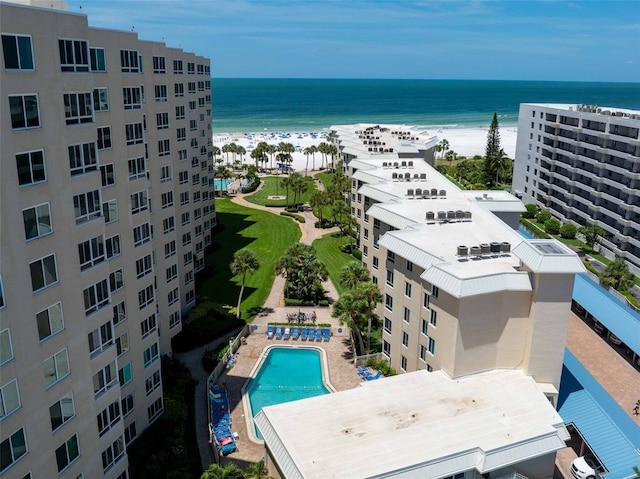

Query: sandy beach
213 126 518 173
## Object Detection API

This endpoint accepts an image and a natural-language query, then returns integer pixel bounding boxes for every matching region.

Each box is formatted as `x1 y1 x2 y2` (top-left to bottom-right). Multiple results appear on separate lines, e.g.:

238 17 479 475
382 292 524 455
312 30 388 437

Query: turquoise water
212 79 640 133
518 226 535 240
213 178 233 190
248 347 329 440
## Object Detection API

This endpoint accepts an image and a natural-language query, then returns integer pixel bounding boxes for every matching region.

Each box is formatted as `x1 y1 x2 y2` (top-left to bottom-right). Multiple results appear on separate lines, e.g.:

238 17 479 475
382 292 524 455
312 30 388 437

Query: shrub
523 203 538 219
365 358 397 377
280 211 305 223
351 248 362 260
315 219 334 229
317 299 329 307
559 223 578 239
241 178 261 194
536 210 551 224
283 298 314 306
201 341 231 373
544 218 561 235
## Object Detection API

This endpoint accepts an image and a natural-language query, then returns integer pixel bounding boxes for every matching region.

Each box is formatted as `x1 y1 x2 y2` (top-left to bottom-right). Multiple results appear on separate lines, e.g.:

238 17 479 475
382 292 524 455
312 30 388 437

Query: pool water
213 178 233 190
247 347 329 439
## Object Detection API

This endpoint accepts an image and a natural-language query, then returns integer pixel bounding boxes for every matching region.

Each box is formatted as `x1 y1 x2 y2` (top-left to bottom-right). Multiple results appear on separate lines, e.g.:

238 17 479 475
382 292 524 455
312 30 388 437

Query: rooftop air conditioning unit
457 245 469 257
426 211 435 221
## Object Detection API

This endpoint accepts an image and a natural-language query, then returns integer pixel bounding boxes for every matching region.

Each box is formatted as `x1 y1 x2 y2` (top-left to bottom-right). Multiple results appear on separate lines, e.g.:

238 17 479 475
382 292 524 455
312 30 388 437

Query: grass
199 198 300 320
244 175 317 207
313 232 359 296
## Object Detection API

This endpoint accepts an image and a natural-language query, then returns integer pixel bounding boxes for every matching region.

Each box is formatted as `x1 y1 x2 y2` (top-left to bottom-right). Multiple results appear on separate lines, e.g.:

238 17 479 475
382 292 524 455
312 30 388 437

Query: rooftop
255 369 569 479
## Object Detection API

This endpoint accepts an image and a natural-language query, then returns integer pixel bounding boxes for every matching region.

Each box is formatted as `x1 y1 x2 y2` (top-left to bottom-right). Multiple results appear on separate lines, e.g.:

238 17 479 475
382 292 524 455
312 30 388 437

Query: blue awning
572 274 640 354
559 350 640 479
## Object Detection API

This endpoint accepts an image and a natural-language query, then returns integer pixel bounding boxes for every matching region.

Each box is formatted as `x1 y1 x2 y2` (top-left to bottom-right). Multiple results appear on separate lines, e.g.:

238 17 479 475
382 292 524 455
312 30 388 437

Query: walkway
181 172 358 470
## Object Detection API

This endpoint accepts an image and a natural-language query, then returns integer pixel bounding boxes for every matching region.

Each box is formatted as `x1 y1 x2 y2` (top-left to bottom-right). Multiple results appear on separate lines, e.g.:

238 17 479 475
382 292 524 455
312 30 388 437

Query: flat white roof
255 369 569 479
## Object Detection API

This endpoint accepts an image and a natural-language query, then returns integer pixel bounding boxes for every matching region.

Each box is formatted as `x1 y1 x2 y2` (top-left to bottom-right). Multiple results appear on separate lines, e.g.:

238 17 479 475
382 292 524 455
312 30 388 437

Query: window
58 39 88 72
188 81 196 94
386 270 394 286
431 285 439 298
103 199 118 224
102 436 125 473
120 49 140 72
121 394 134 417
428 336 435 355
123 86 142 110
97 126 112 150
403 307 410 323
130 190 149 215
402 331 409 347
152 55 166 73
30 254 58 292
182 232 191 246
189 100 196 111
93 87 109 111
401 355 407 371
166 264 178 282
169 311 181 329
128 156 146 181
88 321 114 359
406 260 413 272
180 191 189 205
112 301 126 325
136 254 153 278
0 379 20 419
420 344 427 362
190 137 199 149
116 332 129 356
160 165 172 182
0 428 27 473
83 278 109 316
74 190 101 224
423 292 430 309
141 314 157 338
387 251 395 262
78 235 105 270
382 340 391 357
168 287 179 306
49 393 75 431
161 191 174 209
68 142 97 176
36 302 64 341
64 92 93 125
174 83 184 97
176 127 186 141
163 216 175 234
109 269 123 294
430 309 437 327
124 422 137 445
383 317 392 334
145 370 161 395
93 361 117 397
101 164 115 186
90 46 106 71
16 150 45 185
23 203 52 240
404 282 412 297
118 363 132 387
158 139 171 156
9 94 40 129
185 270 194 284
384 294 393 311
97 400 121 437
421 318 428 335
173 59 183 73
372 256 379 269
2 34 34 70
187 62 195 74
138 284 154 309
156 112 169 130
181 212 190 226
43 348 69 387
143 342 159 368
125 122 143 145
133 223 152 247
154 84 167 102
176 105 185 119
0 329 11 364
164 240 176 258
148 397 164 422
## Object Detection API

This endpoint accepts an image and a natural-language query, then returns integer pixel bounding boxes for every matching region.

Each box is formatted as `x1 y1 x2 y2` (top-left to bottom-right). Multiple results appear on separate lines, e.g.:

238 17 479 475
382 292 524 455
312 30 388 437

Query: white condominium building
331 124 585 392
0 2 214 478
512 103 640 270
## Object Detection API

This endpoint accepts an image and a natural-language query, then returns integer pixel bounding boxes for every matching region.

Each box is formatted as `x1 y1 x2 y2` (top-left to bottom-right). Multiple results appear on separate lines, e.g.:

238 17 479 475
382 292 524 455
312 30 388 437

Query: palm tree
339 262 370 291
200 463 246 479
280 175 293 208
444 149 457 173
600 257 634 291
264 143 276 170
290 172 308 207
357 281 383 354
436 138 450 161
221 143 232 167
309 144 318 170
229 249 260 319
309 190 328 223
246 460 270 479
236 145 246 167
332 293 367 355
303 146 314 175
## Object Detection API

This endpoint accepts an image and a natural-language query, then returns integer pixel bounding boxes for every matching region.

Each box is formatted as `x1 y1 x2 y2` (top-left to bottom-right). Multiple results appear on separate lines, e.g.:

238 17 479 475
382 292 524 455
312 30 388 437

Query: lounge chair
292 326 299 340
359 368 373 378
283 327 290 340
356 366 369 373
366 371 383 381
275 327 282 339
267 325 274 339
307 328 315 340
300 327 307 340
315 328 322 341
323 328 330 341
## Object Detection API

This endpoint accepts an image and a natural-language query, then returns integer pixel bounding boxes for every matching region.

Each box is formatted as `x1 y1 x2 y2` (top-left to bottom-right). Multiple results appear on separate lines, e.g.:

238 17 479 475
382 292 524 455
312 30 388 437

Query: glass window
97 400 121 437
23 203 52 240
64 92 93 125
49 393 75 431
101 163 115 186
120 49 140 73
30 254 58 291
68 142 97 175
73 190 101 224
43 348 70 387
36 302 64 341
97 126 112 150
9 94 40 129
16 150 45 186
0 427 27 473
90 47 106 71
118 363 132 387
58 39 88 72
55 434 79 472
93 87 109 111
0 379 20 419
94 361 117 397
0 329 12 364
2 34 34 70
143 342 159 368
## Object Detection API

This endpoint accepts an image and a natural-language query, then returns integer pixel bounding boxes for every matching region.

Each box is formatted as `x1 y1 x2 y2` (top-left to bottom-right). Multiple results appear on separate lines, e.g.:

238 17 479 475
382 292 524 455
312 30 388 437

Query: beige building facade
0 2 214 477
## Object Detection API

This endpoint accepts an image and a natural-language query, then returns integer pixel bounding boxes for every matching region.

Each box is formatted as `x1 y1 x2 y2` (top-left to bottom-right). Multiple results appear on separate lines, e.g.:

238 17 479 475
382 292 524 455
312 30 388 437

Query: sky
66 0 640 82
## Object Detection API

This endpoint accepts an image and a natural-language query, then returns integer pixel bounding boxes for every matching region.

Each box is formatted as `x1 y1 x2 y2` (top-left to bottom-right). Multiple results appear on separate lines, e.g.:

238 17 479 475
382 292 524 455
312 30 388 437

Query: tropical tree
303 145 315 175
236 145 246 166
523 203 538 219
212 145 221 163
200 463 246 479
230 249 260 319
600 257 634 291
250 144 268 168
221 143 233 167
435 138 450 161
309 190 329 223
290 173 308 207
246 460 271 479
264 143 276 170
280 175 294 208
339 262 370 291
559 223 578 239
275 244 328 303
357 281 383 354
484 112 501 186
579 224 605 251
332 292 367 355
444 149 458 173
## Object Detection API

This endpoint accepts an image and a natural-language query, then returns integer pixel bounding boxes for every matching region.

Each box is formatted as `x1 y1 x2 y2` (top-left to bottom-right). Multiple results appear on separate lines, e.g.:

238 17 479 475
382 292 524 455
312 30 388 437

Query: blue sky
68 0 639 82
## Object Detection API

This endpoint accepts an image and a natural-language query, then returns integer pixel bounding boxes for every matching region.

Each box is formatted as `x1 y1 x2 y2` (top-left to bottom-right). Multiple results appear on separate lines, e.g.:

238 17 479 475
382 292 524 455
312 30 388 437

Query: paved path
180 172 350 471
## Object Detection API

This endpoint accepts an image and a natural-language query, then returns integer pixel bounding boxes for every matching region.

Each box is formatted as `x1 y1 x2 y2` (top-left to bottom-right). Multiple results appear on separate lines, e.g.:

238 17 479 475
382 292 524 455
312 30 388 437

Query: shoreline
212 125 519 173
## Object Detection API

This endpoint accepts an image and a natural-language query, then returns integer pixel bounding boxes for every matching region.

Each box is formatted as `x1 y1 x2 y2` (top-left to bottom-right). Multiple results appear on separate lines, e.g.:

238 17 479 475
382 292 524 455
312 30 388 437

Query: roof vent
464 211 472 220
431 188 438 196
426 211 435 221
457 245 469 257
470 245 482 256
439 190 446 197
447 210 456 219
481 243 491 255
407 189 414 197
420 173 427 180
456 210 464 219
501 242 511 253
437 211 447 221
415 188 422 196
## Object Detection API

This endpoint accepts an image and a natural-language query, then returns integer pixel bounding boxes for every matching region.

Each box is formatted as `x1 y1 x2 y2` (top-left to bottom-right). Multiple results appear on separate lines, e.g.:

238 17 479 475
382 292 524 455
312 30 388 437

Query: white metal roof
366 203 419 231
512 240 587 274
358 184 401 204
257 369 569 479
378 232 444 271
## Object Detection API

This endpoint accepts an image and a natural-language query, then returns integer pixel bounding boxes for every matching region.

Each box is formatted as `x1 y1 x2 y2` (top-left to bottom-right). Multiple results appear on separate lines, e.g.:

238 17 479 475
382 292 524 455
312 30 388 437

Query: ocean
211 79 640 134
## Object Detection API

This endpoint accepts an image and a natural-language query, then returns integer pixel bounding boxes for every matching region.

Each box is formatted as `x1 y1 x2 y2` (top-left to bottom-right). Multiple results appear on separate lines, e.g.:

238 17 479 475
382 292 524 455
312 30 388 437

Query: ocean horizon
211 78 640 134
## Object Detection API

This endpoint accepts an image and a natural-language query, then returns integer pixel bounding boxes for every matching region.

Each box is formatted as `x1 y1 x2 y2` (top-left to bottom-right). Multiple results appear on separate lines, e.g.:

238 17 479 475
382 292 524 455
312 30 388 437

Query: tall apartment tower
512 103 640 270
0 2 215 478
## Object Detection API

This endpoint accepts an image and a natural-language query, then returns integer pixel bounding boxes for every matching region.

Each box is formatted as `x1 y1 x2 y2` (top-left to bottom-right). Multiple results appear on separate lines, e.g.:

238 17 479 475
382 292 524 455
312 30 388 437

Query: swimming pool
245 347 331 440
213 178 233 190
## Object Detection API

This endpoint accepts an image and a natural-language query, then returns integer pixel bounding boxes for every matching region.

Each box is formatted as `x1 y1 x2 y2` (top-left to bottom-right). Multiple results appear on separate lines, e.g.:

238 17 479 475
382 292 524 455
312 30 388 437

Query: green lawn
313 232 359 296
199 198 300 320
245 175 317 207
